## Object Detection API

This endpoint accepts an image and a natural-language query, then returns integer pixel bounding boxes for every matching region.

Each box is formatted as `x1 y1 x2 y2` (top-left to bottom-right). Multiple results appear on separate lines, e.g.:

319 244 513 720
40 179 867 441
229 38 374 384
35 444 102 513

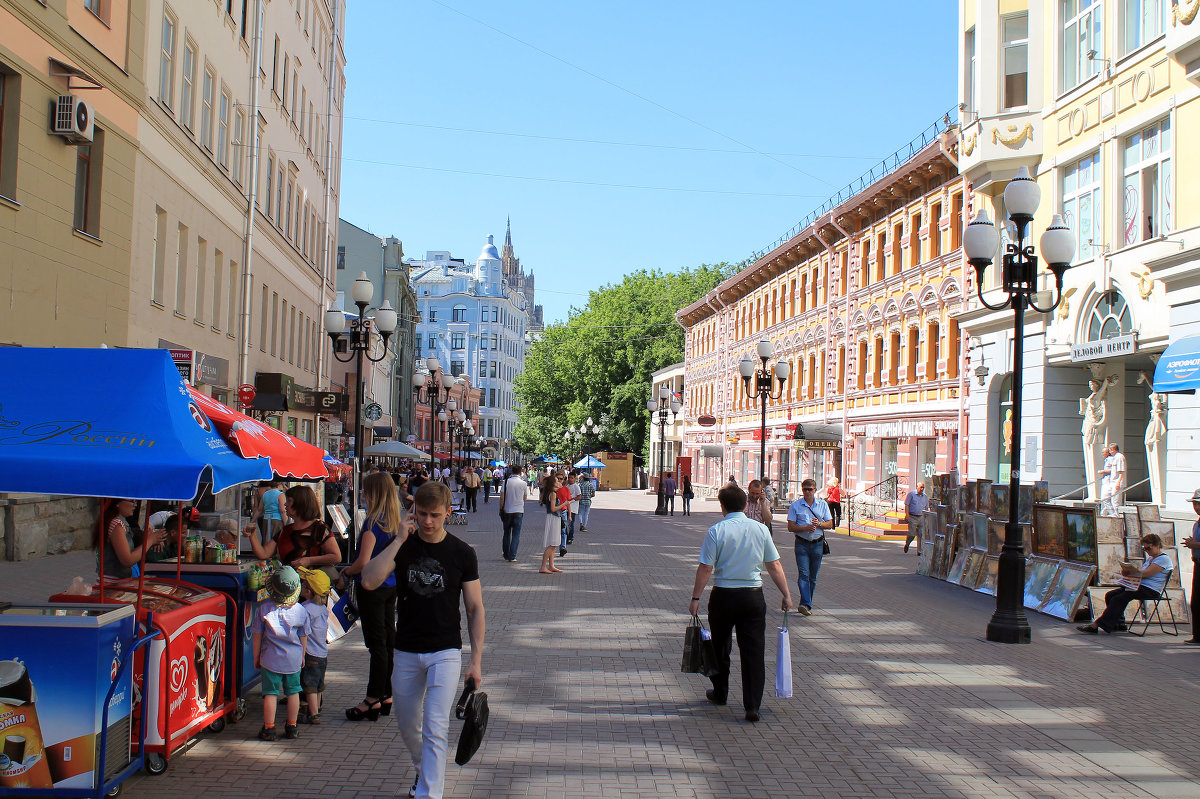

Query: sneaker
566 537 574 545
284 723 299 739
303 713 321 725
257 725 276 741
797 605 812 616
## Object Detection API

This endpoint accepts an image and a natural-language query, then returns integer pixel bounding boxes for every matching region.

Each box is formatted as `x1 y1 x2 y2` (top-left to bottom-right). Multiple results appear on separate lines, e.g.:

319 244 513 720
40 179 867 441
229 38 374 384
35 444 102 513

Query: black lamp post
739 340 791 487
963 165 1077 644
647 385 682 515
324 270 398 562
412 357 455 471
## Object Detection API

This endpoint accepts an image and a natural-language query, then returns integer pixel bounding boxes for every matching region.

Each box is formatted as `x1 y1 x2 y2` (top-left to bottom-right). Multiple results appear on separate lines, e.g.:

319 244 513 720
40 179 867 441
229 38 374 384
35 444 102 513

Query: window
73 129 103 237
281 55 289 112
451 332 465 349
490 361 498 378
428 336 436 350
888 331 900 385
1002 13 1028 108
270 292 278 355
479 359 487 375
195 237 207 322
1062 0 1103 92
906 327 919 382
856 340 867 390
489 388 497 407
200 67 215 151
452 305 467 322
910 213 922 267
212 248 223 330
160 12 177 108
180 42 196 130
272 37 281 95
929 203 942 258
218 88 231 168
1122 0 1164 54
85 0 109 22
1062 151 1102 260
964 28 977 114
336 245 345 270
0 69 15 199
946 320 960 379
926 321 940 379
872 336 883 387
265 153 274 216
275 165 283 226
428 308 437 322
259 285 268 351
891 223 903 275
451 360 465 377
232 110 245 184
152 206 168 304
1088 291 1133 339
1122 117 1172 245
175 223 189 313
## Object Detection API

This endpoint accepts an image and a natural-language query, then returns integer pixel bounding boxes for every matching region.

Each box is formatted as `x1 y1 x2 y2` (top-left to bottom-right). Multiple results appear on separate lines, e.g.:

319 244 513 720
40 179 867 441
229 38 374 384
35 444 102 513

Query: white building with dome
409 230 532 462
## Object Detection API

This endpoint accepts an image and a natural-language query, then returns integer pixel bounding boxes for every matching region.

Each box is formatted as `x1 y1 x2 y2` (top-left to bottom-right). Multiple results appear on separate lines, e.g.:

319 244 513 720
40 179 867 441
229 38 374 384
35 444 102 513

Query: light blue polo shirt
699 512 780 588
788 497 832 541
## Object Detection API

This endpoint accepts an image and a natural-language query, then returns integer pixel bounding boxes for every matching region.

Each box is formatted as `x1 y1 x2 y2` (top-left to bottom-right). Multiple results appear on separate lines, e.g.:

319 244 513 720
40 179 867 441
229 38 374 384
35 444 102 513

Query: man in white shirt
500 465 529 562
1099 444 1126 516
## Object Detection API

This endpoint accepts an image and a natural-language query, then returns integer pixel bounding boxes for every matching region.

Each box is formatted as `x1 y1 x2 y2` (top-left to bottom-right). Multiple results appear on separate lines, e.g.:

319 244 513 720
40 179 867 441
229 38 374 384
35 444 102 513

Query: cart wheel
105 785 122 797
145 753 168 776
208 716 227 734
234 698 247 721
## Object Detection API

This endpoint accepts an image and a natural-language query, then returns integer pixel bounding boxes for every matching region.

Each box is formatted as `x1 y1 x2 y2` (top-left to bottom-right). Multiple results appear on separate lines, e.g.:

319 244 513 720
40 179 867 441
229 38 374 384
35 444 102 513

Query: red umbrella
188 386 327 479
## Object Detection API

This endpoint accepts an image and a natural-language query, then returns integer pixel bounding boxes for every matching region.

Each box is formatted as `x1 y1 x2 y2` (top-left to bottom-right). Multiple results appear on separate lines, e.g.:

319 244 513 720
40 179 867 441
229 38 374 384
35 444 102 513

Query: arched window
452 304 467 322
1087 291 1133 340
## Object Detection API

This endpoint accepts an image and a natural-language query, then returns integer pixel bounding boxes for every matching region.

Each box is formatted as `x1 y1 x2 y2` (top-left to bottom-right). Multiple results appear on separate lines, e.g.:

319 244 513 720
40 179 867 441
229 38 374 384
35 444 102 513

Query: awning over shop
1153 336 1200 394
792 423 842 442
699 444 724 458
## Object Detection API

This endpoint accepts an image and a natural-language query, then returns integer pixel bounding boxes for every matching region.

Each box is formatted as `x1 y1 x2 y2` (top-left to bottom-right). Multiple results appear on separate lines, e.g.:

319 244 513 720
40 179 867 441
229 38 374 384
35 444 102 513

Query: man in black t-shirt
362 481 484 799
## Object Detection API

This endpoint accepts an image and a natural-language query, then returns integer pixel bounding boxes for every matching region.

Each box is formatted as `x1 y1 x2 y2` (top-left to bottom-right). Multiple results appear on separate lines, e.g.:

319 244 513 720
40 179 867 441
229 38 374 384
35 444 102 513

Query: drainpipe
237 0 267 387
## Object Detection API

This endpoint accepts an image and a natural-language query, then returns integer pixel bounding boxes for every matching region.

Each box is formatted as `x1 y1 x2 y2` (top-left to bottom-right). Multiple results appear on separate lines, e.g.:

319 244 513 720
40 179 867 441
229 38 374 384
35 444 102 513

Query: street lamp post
963 166 1076 645
647 385 682 515
412 357 455 471
324 271 398 562
739 340 791 487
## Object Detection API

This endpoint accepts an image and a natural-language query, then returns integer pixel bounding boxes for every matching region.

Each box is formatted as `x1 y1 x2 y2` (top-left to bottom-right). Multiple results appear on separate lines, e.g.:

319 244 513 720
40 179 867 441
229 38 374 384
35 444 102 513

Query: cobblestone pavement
3 491 1200 798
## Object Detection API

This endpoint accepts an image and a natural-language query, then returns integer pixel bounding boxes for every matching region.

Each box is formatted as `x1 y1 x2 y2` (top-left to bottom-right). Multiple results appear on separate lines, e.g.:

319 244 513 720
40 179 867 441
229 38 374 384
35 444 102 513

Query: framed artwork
1064 509 1098 563
963 548 988 589
988 519 1007 556
1096 542 1127 585
1125 536 1144 560
938 503 954 534
916 544 934 577
991 484 1010 521
947 485 961 518
931 505 947 538
1018 485 1036 524
326 504 351 537
945 523 960 551
1033 505 1066 558
967 512 989 550
930 535 946 579
1136 503 1160 523
1021 523 1034 555
946 547 971 586
1038 564 1096 620
1122 511 1141 539
1142 520 1177 548
976 555 1000 595
963 481 976 514
1023 557 1061 608
1033 481 1049 504
976 481 992 517
1095 515 1125 545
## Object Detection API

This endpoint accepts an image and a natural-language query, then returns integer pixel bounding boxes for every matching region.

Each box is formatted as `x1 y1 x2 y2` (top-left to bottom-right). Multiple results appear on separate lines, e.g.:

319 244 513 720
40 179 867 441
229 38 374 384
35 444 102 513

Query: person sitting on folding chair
1078 533 1172 634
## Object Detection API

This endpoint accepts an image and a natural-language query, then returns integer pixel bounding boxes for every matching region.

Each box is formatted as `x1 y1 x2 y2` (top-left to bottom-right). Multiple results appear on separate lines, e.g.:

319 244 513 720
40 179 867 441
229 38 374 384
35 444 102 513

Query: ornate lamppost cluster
647 385 682 516
411 355 456 469
963 166 1076 645
738 340 790 487
324 271 398 561
565 417 603 464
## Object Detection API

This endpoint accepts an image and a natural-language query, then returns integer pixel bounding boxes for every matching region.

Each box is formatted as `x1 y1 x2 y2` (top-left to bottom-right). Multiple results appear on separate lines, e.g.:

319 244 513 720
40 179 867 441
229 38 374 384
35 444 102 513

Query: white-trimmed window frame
1122 116 1172 246
1061 0 1103 93
1061 150 1103 262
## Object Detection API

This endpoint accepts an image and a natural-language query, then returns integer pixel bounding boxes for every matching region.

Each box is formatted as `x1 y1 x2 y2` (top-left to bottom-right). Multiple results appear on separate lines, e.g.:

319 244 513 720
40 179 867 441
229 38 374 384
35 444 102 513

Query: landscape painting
1064 509 1098 563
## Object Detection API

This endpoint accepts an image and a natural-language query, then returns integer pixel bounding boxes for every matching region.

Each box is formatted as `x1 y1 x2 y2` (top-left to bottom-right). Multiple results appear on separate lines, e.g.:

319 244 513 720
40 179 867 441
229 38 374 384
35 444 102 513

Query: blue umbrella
0 348 272 500
574 455 606 469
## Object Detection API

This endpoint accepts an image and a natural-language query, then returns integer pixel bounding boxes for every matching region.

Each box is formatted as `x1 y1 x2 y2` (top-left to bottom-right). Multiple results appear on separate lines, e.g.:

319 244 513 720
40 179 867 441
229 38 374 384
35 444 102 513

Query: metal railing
846 475 900 533
1050 476 1151 505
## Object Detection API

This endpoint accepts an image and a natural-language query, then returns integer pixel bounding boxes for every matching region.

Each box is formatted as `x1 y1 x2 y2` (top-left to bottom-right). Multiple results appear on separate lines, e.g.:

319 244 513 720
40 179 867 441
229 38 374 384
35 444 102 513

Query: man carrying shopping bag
689 484 792 723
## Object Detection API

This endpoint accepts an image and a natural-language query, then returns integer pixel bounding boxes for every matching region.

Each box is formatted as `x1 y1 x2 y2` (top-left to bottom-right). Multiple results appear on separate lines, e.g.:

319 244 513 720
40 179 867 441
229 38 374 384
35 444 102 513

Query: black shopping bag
681 615 707 673
454 678 489 766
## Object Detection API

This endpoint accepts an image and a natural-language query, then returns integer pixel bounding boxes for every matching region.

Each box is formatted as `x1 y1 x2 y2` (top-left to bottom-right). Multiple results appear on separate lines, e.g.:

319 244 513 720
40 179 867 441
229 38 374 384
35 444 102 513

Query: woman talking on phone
337 471 410 720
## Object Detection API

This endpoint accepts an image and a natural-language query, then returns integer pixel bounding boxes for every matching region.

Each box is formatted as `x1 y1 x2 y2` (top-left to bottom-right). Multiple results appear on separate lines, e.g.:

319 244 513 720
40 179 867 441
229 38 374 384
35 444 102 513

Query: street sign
697 414 716 427
236 384 256 407
364 402 383 421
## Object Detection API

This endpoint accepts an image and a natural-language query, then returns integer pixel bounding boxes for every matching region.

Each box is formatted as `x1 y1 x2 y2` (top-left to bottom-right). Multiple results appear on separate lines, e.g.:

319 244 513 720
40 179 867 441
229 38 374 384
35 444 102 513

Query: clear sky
337 1 959 325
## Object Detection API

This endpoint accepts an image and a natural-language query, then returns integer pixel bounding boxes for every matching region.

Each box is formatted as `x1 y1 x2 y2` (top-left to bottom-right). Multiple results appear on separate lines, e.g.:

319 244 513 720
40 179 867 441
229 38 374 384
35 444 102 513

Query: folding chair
1130 570 1179 637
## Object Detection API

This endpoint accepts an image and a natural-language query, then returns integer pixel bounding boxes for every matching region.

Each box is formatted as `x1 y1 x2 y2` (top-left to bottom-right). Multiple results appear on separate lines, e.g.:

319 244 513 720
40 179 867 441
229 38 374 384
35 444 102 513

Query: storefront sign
851 420 934 438
1070 334 1136 363
697 414 716 427
158 342 228 386
291 389 346 413
167 349 192 382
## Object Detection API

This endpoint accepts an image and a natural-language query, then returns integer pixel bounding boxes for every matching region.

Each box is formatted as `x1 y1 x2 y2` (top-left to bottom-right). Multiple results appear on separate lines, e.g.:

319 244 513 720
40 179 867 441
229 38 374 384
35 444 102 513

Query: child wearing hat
250 565 311 741
295 567 331 724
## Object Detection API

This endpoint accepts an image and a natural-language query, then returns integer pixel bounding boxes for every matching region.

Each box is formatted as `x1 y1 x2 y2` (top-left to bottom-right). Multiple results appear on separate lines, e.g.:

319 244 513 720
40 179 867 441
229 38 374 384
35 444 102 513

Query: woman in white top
1078 533 1173 634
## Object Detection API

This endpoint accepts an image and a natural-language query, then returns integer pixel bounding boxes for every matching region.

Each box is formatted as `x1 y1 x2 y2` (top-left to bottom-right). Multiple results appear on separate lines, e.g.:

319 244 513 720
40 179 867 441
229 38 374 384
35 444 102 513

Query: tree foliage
513 263 736 462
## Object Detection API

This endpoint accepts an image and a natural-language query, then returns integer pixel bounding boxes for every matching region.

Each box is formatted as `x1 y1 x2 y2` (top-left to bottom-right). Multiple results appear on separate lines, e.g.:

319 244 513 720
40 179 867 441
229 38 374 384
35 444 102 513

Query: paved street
4 490 1200 799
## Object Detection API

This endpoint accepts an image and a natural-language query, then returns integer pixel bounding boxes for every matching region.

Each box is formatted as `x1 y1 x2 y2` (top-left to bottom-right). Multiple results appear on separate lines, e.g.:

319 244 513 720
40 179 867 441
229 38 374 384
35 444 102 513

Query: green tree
513 263 737 462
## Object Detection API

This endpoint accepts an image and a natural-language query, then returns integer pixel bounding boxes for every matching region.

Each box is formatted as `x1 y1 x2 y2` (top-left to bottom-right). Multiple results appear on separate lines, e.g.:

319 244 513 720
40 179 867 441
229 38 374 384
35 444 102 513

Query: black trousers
1096 585 1159 632
708 586 766 712
1191 567 1199 639
464 487 478 512
357 583 396 700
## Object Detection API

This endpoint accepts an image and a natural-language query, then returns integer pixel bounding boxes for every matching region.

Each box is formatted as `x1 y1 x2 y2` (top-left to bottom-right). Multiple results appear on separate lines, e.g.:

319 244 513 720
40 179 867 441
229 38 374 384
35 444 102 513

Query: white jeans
392 648 462 799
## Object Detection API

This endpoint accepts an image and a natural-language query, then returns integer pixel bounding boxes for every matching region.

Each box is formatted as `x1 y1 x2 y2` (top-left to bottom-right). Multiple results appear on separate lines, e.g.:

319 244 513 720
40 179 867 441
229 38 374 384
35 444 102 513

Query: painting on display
1095 515 1125 546
938 503 954 535
1064 509 1098 564
944 523 960 553
976 555 1000 595
1125 536 1144 560
1038 564 1096 620
1023 557 1061 609
1018 485 1036 524
1122 511 1141 539
929 535 947 579
1141 520 1177 548
967 512 989 551
991 484 1010 521
976 481 992 518
1033 481 1050 504
1096 542 1128 585
988 519 1007 556
1033 505 1067 558
1136 503 1160 523
946 546 972 586
963 548 988 589
947 485 961 518
916 544 934 577
962 481 976 514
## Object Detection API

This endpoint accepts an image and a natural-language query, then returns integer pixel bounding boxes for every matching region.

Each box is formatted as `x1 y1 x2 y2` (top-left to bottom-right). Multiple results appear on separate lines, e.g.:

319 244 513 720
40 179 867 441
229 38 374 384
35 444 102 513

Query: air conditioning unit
51 94 94 143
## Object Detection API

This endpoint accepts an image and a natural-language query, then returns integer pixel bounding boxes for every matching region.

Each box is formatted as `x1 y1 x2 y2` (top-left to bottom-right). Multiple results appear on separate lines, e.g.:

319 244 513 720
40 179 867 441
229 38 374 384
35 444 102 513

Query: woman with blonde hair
336 471 409 720
823 478 843 530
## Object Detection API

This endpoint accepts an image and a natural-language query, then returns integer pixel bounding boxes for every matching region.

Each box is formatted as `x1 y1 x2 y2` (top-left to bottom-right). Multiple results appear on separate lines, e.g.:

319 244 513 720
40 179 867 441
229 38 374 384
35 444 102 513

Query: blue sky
338 1 959 325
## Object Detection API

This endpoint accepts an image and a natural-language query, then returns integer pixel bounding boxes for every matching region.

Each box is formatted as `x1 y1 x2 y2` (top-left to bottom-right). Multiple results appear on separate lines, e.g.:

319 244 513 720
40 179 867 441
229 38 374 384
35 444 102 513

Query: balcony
957 110 1042 191
1165 8 1200 83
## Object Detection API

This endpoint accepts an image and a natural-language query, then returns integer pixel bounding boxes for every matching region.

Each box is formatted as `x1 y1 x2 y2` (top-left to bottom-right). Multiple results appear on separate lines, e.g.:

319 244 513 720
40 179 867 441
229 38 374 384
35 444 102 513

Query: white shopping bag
775 618 793 698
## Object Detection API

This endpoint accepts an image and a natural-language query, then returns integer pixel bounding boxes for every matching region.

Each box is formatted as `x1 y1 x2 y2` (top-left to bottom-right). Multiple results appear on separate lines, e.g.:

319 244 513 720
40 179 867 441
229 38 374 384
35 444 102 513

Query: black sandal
344 699 381 721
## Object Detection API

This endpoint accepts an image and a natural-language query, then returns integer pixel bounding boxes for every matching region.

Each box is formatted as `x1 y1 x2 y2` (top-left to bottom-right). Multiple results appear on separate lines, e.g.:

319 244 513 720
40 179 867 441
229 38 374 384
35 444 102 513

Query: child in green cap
250 565 311 741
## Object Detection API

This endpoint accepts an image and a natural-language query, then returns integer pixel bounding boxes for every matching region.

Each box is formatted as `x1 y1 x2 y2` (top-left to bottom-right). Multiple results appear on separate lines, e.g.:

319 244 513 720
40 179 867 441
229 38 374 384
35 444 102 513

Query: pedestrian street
3 489 1198 799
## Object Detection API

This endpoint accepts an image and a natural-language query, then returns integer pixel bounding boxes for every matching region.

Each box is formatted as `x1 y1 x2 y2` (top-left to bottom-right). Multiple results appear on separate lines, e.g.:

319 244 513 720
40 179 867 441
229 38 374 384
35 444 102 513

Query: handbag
681 615 707 673
454 678 489 766
331 581 359 629
822 537 831 555
498 478 510 522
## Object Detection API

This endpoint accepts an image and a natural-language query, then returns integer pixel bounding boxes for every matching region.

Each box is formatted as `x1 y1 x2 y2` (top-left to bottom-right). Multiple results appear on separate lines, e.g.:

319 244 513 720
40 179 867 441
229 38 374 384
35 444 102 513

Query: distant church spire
505 216 512 247
501 217 517 280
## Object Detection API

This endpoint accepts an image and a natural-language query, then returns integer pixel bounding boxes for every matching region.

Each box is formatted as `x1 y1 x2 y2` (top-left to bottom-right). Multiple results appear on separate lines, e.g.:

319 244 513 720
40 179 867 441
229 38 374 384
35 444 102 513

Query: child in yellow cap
295 567 331 724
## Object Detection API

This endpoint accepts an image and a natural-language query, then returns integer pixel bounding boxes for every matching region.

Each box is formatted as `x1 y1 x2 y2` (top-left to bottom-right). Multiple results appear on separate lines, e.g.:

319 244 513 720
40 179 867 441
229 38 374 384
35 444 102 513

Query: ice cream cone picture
0 661 53 789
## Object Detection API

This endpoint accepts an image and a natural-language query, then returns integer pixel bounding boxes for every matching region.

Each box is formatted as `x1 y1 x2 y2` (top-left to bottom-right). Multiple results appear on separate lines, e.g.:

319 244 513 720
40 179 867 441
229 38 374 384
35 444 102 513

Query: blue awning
1153 336 1200 394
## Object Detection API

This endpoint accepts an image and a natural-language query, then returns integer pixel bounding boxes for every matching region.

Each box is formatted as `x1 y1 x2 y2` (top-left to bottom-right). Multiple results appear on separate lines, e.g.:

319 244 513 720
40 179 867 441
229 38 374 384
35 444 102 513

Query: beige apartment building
0 0 143 347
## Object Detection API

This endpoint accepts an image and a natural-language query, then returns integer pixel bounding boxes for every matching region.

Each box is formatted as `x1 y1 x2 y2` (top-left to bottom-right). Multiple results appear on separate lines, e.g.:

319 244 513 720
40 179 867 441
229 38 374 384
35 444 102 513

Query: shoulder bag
498 478 510 523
